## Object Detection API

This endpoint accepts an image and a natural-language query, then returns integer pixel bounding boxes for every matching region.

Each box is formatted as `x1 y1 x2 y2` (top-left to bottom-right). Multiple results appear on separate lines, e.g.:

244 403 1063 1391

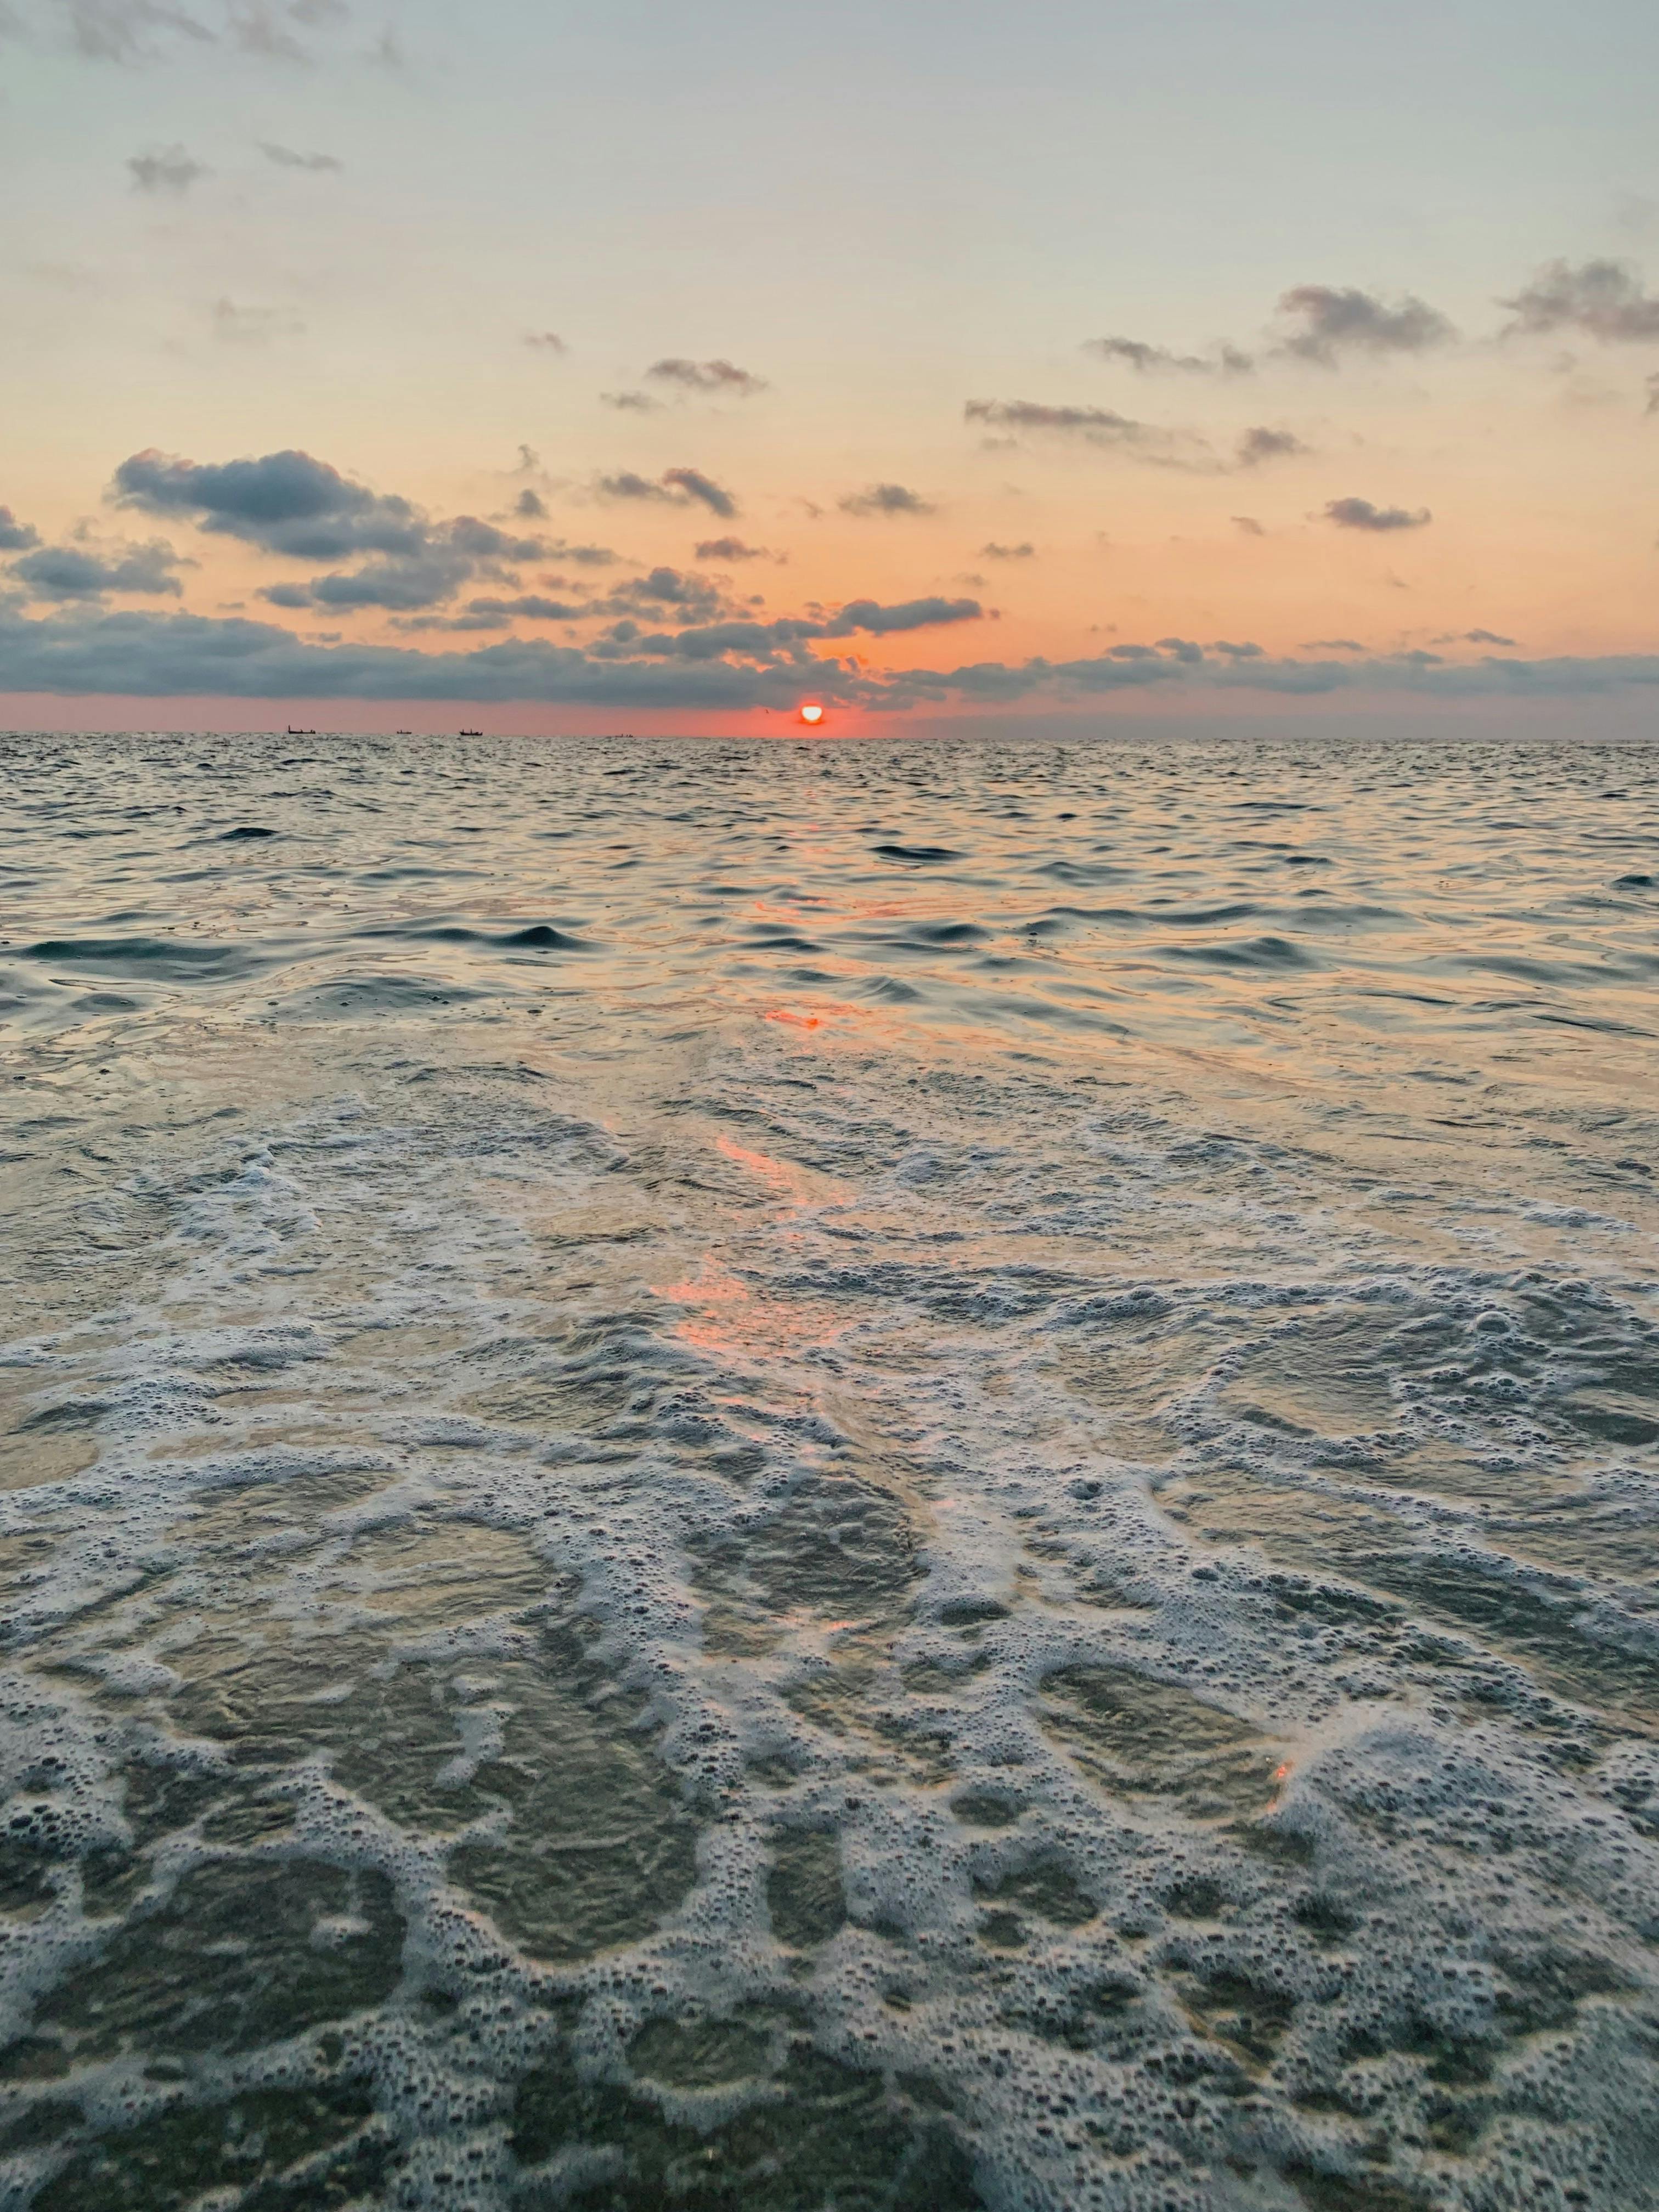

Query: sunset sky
2 0 1657 733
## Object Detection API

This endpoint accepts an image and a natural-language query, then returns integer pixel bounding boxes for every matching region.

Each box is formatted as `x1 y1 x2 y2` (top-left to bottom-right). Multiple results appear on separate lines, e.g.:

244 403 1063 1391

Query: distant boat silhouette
286 724 317 736
459 728 483 737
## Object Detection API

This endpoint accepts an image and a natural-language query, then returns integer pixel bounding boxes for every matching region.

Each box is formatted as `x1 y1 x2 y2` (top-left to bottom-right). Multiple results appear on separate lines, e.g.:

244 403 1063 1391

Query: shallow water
1 729 1657 2211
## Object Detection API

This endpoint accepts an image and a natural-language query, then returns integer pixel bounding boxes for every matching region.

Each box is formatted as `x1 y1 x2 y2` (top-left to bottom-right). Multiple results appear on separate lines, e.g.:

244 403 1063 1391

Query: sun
797 703 825 726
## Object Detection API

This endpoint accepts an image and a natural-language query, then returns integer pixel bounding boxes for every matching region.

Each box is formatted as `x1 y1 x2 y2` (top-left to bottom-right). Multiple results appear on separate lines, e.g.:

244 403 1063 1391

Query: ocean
1 729 1656 2211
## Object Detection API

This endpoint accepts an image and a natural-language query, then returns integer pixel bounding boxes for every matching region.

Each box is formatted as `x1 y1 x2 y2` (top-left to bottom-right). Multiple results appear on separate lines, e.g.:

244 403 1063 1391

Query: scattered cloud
1324 495 1432 532
9 533 187 600
0 506 40 551
695 537 774 562
543 539 618 568
966 400 1161 452
211 297 304 342
645 357 767 398
597 466 738 517
1432 627 1517 646
1302 638 1366 652
662 466 737 517
1499 258 1659 343
1085 336 1253 376
1235 426 1308 466
600 391 661 413
964 400 1232 470
462 594 585 622
839 482 935 516
1276 284 1455 365
602 566 732 620
1647 370 1659 415
597 471 669 504
127 144 207 192
523 331 567 354
829 595 980 636
258 141 342 171
1232 515 1266 537
980 541 1035 559
511 488 548 520
15 0 368 66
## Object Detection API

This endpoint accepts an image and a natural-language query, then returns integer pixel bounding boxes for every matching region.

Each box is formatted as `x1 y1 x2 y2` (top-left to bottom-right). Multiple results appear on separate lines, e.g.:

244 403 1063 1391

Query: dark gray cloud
966 400 1152 449
9 535 185 599
1499 258 1659 343
543 539 618 568
114 447 563 616
463 594 585 622
964 400 1220 470
601 566 732 622
259 555 470 611
645 358 767 398
695 537 773 562
601 391 661 413
1303 637 1365 651
970 404 1297 476
1232 515 1266 537
981 541 1035 559
257 516 550 612
1235 426 1307 466
1085 337 1254 376
828 596 980 636
597 467 738 518
113 446 425 560
0 506 40 551
258 141 342 171
4 600 1657 708
662 466 737 517
127 143 207 191
839 482 935 517
1324 496 1432 532
595 594 981 667
597 471 668 504
1276 284 1455 365
511 488 548 520
523 331 567 354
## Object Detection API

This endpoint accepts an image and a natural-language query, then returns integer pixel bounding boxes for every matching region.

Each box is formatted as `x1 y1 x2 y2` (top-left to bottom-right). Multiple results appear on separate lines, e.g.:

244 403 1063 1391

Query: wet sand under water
1 730 1658 2211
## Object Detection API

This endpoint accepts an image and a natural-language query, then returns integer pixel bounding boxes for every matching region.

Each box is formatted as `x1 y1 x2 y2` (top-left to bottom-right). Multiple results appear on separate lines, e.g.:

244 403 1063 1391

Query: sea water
1 730 1656 2211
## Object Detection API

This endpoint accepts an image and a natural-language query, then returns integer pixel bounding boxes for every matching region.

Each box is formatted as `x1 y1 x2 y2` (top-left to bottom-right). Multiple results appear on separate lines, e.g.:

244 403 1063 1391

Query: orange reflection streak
647 1132 851 1361
765 1008 821 1029
652 1258 751 1306
714 1132 800 1194
651 1252 845 1361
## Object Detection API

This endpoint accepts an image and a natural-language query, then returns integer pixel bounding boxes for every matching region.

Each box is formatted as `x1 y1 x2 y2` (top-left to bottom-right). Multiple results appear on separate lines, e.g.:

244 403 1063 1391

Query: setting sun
798 703 825 726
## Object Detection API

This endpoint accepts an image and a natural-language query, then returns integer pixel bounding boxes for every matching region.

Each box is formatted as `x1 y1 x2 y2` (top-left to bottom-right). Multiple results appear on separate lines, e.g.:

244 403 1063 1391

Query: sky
1 0 1657 735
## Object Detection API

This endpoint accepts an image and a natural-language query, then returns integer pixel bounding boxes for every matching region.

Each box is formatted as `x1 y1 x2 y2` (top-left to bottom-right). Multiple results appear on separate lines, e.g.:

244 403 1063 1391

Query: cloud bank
3 602 1654 711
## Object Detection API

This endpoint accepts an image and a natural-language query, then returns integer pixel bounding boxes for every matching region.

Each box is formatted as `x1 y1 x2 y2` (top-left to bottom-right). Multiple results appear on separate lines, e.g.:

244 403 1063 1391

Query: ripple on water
1 732 1658 2211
